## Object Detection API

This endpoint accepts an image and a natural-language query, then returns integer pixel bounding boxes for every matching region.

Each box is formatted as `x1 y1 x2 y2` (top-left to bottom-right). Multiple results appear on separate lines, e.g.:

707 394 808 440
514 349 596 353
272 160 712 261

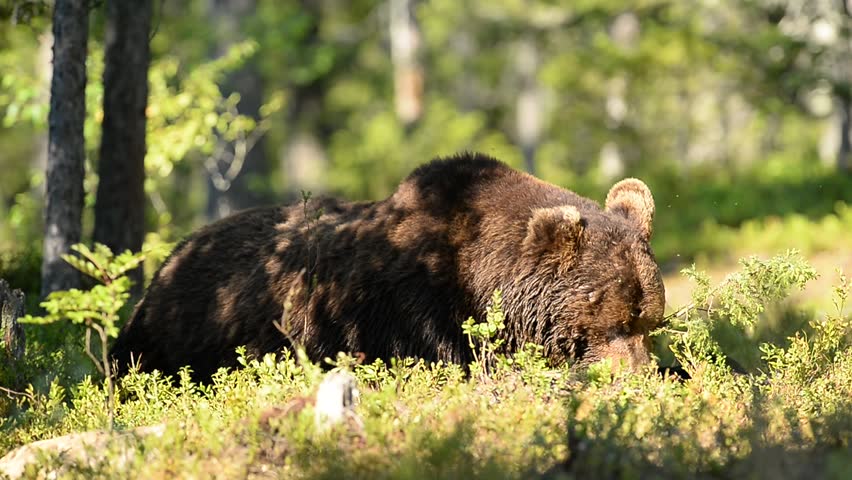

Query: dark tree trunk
281 0 330 200
41 0 89 299
281 78 328 201
839 95 851 173
206 0 270 220
1 279 25 363
92 0 152 296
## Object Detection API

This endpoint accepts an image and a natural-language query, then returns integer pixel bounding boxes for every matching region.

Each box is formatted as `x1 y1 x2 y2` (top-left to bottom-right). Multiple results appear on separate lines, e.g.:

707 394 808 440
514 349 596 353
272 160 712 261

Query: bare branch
0 385 32 400
75 246 112 284
84 326 105 376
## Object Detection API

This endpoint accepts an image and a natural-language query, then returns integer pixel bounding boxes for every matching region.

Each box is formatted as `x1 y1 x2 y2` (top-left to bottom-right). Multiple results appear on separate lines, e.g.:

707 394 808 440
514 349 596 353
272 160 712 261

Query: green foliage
22 244 143 338
760 271 851 414
461 289 506 379
659 250 818 376
459 291 558 394
648 167 852 264
689 202 852 263
0 35 282 244
690 250 817 328
145 40 277 176
19 243 147 429
1 378 68 447
2 257 852 478
130 40 283 229
327 100 521 200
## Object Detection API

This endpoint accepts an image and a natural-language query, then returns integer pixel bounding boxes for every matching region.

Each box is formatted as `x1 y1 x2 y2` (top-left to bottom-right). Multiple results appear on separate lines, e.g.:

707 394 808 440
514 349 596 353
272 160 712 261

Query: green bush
0 252 850 479
20 243 147 429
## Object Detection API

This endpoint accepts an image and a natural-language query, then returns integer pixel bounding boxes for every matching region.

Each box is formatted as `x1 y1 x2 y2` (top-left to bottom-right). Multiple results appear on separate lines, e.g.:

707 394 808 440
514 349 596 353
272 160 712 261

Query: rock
0 424 165 479
314 371 360 430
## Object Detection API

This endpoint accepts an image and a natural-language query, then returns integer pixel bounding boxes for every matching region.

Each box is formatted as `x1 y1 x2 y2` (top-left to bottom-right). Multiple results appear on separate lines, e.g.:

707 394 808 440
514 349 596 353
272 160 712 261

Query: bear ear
523 205 584 260
605 178 655 240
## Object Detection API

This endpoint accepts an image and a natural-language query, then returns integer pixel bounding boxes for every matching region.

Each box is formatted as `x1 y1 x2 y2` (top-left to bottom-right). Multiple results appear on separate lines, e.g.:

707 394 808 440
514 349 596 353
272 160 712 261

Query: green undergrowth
558 159 852 266
663 201 852 266
1 252 851 479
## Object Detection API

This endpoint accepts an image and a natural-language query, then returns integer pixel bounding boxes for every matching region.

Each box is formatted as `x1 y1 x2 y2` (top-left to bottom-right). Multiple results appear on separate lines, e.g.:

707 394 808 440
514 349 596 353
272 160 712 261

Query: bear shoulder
391 153 520 207
404 153 517 192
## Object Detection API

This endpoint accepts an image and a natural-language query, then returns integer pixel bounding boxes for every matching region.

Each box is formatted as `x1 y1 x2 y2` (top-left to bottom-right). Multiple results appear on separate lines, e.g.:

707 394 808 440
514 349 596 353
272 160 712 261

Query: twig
77 247 113 285
91 320 115 430
272 280 303 349
85 326 106 376
662 271 739 324
663 306 712 323
0 385 31 400
205 104 273 193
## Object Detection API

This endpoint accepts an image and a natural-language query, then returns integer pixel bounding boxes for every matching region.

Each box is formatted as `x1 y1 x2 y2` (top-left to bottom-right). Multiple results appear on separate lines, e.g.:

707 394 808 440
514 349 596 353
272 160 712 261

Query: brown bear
110 153 665 381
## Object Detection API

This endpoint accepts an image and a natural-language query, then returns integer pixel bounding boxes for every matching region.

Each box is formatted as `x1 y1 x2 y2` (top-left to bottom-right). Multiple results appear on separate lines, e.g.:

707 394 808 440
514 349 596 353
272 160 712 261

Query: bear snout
599 334 653 372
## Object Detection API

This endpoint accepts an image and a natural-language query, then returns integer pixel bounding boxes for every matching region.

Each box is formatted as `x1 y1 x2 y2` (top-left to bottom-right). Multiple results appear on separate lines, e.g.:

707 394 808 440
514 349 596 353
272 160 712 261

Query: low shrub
1 251 850 479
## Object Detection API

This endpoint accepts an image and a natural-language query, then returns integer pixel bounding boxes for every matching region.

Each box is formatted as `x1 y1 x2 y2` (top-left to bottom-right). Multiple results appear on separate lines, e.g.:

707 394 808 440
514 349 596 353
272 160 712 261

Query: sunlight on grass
2 254 851 479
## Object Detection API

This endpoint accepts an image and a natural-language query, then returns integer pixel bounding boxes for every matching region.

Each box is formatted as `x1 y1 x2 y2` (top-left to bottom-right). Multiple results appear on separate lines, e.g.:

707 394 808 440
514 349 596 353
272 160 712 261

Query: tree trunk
839 95 851 173
205 0 270 220
41 0 89 299
515 38 541 175
271 1 330 202
92 0 152 297
389 0 423 127
0 279 25 363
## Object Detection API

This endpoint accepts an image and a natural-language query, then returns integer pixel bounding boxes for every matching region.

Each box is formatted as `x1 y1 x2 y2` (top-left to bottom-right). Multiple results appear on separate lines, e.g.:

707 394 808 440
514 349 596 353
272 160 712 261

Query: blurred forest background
0 0 851 310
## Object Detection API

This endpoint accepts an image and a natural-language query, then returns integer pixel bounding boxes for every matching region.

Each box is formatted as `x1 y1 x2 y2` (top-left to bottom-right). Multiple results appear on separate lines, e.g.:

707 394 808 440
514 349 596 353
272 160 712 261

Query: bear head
520 178 665 371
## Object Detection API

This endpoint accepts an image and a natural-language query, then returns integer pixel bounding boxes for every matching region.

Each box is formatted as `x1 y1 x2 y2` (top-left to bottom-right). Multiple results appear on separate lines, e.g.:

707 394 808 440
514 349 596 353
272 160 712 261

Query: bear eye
588 291 602 305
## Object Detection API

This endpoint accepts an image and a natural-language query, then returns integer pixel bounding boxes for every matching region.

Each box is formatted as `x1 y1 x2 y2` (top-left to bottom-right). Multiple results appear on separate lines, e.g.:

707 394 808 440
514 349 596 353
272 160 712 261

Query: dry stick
272 282 301 348
273 278 317 372
222 109 271 183
84 326 106 376
0 385 31 400
88 320 115 430
270 196 321 367
663 305 713 324
76 247 112 285
205 105 271 192
302 194 322 339
661 274 736 325
99 327 114 430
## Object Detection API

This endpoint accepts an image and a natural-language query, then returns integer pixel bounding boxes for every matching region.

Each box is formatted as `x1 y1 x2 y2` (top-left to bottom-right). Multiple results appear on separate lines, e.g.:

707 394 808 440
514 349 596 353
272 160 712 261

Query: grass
1 252 851 479
1 339 851 479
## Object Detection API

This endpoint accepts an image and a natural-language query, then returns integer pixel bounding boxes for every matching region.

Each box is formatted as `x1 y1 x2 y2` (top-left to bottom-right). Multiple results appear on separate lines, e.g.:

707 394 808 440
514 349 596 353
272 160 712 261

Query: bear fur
110 153 665 380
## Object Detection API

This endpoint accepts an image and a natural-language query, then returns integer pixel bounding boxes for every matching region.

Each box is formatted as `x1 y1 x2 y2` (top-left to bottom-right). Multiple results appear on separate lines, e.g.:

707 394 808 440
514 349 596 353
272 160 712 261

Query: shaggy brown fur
110 153 665 380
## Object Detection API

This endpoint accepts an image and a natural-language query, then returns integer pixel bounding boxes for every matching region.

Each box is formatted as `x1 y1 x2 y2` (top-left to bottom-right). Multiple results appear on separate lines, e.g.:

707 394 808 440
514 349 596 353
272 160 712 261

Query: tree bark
515 38 541 175
41 0 89 299
390 0 423 127
93 0 152 296
0 279 25 363
839 95 851 173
